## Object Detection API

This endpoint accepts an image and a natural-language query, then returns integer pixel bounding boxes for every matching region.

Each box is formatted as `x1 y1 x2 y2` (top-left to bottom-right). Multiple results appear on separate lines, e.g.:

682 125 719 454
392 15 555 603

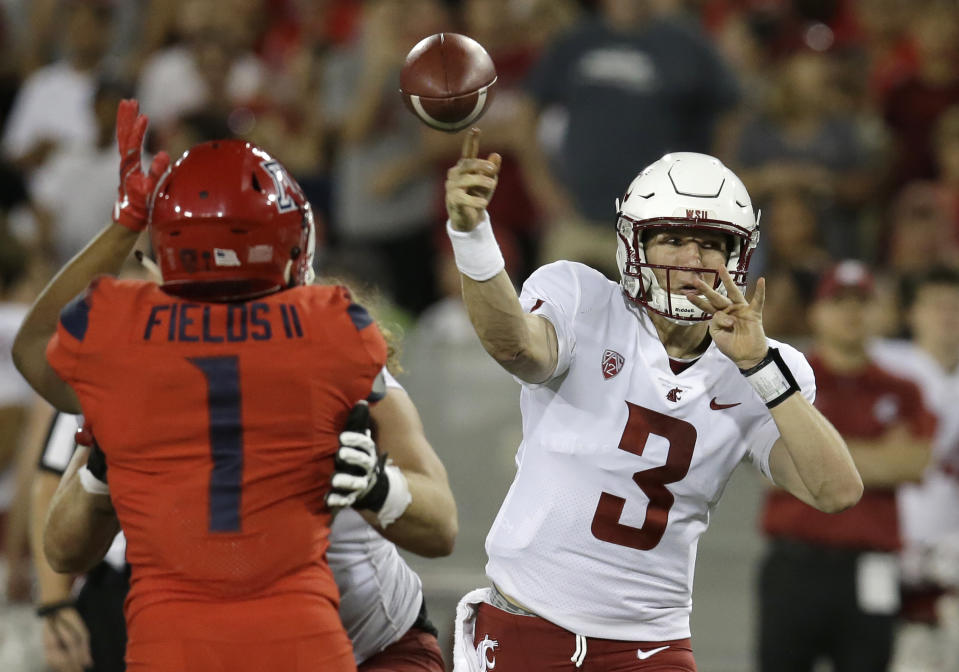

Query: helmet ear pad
615 152 760 324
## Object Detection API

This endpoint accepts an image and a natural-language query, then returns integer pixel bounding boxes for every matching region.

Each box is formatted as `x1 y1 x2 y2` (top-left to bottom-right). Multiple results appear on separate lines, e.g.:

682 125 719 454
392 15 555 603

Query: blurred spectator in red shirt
882 5 959 193
758 259 935 672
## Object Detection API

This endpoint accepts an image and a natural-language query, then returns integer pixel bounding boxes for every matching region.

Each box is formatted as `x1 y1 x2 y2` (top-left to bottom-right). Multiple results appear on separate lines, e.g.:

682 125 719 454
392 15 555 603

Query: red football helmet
149 140 316 301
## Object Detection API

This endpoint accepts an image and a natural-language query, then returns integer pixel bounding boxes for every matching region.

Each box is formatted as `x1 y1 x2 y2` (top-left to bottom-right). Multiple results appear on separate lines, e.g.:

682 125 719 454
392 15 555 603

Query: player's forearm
461 272 555 383
846 439 931 487
32 474 76 603
44 448 119 574
771 393 863 512
361 472 457 557
13 223 139 411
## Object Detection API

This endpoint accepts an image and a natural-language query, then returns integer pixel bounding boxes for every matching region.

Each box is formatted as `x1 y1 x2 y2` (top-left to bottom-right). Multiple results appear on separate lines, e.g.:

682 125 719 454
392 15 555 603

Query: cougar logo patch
476 635 499 670
602 349 625 380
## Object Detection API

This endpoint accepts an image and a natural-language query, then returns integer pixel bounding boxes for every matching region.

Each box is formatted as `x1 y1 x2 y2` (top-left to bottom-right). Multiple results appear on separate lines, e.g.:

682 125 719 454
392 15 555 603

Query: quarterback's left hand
690 266 769 370
326 401 390 511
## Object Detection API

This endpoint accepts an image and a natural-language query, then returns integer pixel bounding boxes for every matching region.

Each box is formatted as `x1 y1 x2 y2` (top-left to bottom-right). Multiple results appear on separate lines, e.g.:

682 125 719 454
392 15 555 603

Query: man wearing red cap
758 260 936 672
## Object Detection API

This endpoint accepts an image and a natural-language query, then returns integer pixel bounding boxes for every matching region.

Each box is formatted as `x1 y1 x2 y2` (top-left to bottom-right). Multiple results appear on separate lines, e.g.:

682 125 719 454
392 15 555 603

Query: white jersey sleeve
517 261 618 386
740 341 817 482
38 413 81 473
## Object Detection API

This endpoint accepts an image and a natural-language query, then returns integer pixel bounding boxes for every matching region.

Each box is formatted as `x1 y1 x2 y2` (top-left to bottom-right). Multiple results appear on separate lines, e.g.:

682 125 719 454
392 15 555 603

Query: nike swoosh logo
710 397 741 410
637 645 669 660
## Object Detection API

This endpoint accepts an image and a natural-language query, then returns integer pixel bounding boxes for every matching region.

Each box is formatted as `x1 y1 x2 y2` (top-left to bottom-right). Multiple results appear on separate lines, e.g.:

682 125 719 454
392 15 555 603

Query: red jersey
762 355 936 551
47 277 386 643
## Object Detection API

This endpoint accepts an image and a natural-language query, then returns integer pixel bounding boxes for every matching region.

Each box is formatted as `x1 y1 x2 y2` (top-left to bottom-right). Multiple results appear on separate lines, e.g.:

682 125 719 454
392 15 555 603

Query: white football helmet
615 152 760 323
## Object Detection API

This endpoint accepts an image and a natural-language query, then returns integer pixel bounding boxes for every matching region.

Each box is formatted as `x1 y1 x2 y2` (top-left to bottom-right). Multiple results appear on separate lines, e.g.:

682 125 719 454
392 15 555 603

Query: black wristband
36 599 77 618
353 453 390 513
86 439 108 483
739 347 801 408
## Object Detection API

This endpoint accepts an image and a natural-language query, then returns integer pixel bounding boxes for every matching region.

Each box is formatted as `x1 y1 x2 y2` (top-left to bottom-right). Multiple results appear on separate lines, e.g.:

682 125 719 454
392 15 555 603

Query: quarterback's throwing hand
326 401 389 511
112 99 170 232
445 127 501 232
689 267 768 370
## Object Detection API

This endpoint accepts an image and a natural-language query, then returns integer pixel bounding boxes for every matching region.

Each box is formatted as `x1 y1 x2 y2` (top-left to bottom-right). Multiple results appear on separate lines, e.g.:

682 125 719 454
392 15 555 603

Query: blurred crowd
0 0 956 343
1 0 959 669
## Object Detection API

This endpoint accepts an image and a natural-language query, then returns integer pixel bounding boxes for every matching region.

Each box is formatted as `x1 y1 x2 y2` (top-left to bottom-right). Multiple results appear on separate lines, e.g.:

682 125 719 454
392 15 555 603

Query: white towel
452 587 493 672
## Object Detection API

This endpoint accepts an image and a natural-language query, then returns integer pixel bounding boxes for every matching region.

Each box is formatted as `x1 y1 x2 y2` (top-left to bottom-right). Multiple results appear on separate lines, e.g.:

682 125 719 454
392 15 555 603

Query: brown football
399 33 497 133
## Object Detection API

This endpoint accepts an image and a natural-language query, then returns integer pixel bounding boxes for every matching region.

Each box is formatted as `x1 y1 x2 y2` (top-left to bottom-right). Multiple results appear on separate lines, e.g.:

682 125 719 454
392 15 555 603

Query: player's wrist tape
78 465 110 495
446 212 505 281
375 464 412 529
353 454 412 528
36 599 77 618
739 347 800 408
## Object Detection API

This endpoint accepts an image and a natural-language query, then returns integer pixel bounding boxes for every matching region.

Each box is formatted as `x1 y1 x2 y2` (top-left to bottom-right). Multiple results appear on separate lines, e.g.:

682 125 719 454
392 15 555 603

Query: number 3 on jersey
590 402 696 551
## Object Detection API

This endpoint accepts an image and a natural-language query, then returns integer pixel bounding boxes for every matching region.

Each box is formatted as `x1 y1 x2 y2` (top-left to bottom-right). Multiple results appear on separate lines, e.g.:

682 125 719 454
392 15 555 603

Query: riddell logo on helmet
685 209 709 219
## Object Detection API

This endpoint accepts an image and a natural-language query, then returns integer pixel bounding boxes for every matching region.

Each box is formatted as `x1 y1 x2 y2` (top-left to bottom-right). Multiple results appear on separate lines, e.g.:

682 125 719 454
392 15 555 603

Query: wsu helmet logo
602 349 625 380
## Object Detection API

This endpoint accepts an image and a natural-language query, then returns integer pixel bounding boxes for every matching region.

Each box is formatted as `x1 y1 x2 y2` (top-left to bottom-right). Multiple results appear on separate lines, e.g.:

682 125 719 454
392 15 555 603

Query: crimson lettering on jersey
142 302 305 343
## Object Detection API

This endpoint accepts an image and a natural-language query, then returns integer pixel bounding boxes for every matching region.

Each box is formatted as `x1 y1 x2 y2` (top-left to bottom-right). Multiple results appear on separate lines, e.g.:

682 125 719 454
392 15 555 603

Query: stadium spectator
321 0 448 315
12 100 385 671
758 260 935 672
135 0 266 128
30 79 132 265
872 267 959 672
731 50 880 260
2 1 114 173
444 132 861 671
882 4 959 192
520 0 740 274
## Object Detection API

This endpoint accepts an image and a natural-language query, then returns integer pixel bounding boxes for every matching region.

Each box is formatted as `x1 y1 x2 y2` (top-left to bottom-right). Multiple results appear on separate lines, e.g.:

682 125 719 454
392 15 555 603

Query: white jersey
43 373 425 664
327 368 424 663
870 340 959 552
0 303 32 407
485 261 815 641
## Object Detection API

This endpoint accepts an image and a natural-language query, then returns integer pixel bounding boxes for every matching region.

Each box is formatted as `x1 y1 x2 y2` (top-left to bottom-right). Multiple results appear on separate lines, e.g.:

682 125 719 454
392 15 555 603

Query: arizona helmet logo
602 349 625 380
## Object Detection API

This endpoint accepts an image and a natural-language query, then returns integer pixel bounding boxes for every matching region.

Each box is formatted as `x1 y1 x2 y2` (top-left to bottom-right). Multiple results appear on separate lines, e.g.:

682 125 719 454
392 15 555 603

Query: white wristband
78 465 110 495
446 212 505 281
376 463 412 528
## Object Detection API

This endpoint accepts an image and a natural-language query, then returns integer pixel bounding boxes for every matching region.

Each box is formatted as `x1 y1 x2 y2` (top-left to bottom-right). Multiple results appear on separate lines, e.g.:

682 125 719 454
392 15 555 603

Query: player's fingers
326 491 357 508
149 150 171 180
488 152 502 173
461 127 480 159
750 277 766 315
336 445 377 470
130 114 149 154
685 291 717 315
116 99 137 144
331 473 370 491
450 193 490 210
717 265 746 304
692 277 732 310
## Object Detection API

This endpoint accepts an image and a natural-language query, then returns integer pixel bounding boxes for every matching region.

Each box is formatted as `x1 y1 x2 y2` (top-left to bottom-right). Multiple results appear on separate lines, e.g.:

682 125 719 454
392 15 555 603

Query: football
399 33 497 133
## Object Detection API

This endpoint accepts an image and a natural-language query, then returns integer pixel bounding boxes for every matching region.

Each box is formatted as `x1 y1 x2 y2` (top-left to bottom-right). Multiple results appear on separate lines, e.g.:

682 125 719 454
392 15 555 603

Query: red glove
112 99 170 232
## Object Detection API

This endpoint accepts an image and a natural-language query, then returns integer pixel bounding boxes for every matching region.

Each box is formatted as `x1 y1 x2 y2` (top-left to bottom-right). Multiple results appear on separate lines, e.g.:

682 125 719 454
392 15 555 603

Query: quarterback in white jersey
444 131 863 671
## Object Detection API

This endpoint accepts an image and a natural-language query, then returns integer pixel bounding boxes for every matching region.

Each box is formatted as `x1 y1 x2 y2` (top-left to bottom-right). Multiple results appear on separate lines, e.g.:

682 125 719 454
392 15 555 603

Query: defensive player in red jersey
11 100 386 672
